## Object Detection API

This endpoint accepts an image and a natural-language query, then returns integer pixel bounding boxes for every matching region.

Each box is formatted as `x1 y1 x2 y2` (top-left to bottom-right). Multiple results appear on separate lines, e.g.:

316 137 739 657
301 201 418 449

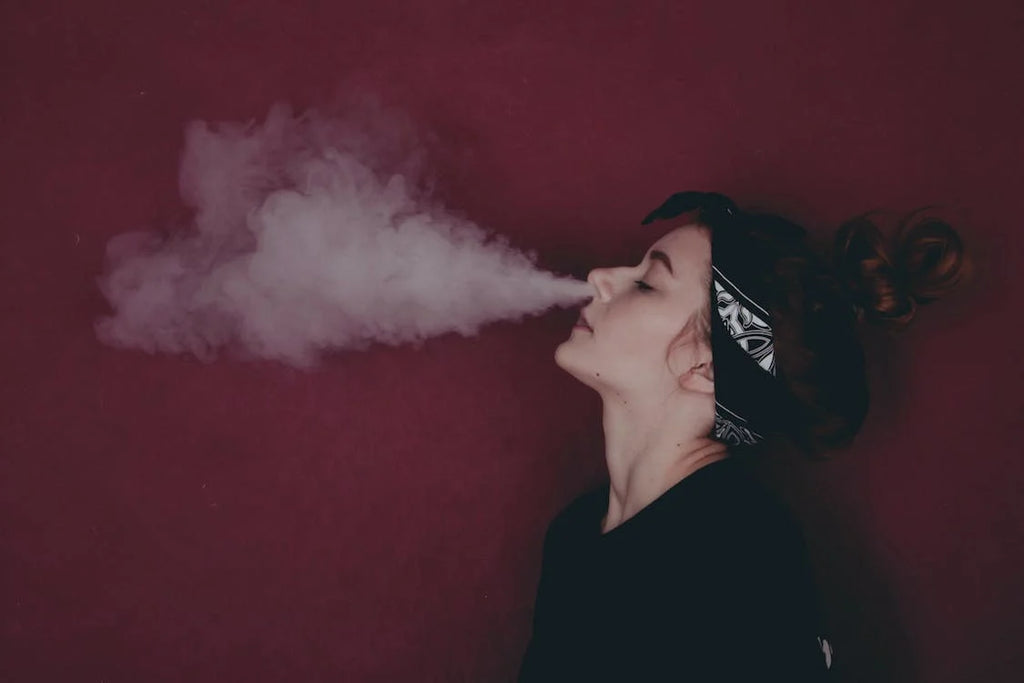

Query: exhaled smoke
94 98 592 369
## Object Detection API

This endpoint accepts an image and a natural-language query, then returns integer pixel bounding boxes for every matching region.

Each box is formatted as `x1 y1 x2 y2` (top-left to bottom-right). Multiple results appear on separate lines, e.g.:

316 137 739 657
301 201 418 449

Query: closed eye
634 280 654 292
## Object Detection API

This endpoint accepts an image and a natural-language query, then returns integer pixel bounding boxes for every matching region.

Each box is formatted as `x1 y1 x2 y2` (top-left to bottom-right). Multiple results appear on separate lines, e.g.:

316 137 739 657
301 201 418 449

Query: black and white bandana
641 191 794 446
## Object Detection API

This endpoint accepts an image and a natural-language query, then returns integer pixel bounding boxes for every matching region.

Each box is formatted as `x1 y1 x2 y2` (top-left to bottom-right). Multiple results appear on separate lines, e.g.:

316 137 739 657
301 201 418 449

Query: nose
586 267 613 302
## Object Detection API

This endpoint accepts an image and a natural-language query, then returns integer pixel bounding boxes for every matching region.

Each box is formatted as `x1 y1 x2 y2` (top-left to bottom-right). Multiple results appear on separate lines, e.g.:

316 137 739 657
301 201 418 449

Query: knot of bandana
641 191 799 446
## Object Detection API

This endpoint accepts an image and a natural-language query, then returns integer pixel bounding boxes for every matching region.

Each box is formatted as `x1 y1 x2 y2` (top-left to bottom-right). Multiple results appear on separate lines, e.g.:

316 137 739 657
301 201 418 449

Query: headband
641 191 799 446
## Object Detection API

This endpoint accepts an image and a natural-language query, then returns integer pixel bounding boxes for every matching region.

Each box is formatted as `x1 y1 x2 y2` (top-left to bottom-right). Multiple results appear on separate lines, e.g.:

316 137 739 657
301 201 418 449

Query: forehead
649 223 710 265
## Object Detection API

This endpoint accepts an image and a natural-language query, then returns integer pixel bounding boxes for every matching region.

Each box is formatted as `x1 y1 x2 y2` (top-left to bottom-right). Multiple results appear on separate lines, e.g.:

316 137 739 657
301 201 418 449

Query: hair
676 206 970 458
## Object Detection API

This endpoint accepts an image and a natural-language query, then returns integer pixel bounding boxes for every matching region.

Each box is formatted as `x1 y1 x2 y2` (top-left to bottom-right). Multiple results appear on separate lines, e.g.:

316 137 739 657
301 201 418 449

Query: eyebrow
648 250 675 277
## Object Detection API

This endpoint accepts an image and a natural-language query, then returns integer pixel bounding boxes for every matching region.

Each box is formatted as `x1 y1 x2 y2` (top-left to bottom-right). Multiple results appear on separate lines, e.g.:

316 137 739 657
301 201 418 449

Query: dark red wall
2 1 1021 680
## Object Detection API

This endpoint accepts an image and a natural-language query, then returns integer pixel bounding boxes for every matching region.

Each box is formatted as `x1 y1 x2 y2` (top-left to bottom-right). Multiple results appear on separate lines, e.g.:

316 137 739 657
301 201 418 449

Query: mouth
574 313 592 331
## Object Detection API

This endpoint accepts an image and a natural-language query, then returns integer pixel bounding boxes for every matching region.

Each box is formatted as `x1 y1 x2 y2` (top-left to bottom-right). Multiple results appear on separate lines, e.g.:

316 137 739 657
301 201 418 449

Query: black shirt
518 457 833 681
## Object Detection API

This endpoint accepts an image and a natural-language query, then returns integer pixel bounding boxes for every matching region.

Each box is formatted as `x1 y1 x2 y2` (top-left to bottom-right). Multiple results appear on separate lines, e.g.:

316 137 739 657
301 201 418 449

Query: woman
517 191 968 681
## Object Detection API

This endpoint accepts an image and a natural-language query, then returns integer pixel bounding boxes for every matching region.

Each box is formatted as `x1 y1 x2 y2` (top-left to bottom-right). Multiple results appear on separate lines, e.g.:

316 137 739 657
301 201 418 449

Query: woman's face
555 224 712 400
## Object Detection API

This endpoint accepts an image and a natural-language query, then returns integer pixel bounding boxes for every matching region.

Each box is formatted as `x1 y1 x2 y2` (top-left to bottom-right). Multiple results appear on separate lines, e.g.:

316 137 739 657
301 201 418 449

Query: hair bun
833 210 969 328
893 212 970 305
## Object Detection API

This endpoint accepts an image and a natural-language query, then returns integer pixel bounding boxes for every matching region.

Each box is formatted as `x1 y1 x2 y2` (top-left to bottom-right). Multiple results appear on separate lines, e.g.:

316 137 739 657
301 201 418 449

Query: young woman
517 191 968 681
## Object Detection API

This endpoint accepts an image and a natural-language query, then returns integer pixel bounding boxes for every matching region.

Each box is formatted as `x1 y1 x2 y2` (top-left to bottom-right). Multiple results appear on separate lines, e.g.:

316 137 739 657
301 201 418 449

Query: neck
599 397 728 534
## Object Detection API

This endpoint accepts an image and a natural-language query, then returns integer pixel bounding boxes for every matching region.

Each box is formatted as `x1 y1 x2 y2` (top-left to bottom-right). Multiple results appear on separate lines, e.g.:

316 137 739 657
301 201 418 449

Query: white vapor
95 99 592 369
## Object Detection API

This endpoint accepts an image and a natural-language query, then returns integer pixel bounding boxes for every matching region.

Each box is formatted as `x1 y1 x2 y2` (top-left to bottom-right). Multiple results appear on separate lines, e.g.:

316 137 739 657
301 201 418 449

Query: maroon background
2 1 1022 680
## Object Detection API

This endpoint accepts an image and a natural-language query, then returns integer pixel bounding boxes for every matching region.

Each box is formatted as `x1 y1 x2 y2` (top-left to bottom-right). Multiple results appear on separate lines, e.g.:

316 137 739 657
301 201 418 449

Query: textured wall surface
2 1 1021 680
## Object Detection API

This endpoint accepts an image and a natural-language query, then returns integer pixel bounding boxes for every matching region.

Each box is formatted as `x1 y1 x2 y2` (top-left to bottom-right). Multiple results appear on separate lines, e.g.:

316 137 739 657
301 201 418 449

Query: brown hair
687 207 971 457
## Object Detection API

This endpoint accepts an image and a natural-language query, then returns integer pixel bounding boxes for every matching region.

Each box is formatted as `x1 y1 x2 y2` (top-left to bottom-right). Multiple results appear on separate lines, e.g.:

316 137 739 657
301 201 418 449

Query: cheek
602 306 676 362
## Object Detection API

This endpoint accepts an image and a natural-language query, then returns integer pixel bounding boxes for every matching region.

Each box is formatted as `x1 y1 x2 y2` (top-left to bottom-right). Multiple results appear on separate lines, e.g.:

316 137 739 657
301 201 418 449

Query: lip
574 313 592 331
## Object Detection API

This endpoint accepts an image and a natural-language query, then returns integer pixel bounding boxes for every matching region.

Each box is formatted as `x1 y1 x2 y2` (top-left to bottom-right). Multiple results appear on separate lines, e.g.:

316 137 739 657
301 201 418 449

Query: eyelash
634 280 653 292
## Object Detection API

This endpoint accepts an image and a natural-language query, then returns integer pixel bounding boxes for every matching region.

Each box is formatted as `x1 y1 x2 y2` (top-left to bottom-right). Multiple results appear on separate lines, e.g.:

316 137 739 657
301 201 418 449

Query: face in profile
554 224 712 404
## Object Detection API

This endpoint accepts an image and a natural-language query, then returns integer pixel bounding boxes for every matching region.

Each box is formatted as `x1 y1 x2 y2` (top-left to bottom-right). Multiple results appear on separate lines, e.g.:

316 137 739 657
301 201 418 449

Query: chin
553 341 573 366
553 339 576 370
553 345 598 388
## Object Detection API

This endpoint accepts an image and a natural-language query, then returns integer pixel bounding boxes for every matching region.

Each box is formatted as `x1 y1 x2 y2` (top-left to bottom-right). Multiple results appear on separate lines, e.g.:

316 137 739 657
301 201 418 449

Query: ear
678 360 714 395
676 343 714 395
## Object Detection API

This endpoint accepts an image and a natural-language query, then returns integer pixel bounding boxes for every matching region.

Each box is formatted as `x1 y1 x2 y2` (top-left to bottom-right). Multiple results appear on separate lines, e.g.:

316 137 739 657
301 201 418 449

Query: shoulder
665 460 820 610
676 466 833 675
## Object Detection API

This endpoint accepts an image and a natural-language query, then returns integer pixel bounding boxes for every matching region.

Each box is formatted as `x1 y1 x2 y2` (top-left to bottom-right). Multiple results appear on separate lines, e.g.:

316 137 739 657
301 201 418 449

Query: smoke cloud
95 99 592 369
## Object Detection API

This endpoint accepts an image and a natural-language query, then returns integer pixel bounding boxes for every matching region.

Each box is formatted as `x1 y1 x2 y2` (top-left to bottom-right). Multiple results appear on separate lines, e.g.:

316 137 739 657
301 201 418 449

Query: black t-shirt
518 457 834 682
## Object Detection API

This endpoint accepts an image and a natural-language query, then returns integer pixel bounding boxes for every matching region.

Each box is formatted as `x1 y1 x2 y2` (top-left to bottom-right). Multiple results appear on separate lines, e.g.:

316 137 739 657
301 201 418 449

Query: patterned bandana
641 191 795 446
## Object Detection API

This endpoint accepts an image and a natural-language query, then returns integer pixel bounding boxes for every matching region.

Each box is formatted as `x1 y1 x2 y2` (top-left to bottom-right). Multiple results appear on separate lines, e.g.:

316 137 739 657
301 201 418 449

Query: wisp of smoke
95 100 593 369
